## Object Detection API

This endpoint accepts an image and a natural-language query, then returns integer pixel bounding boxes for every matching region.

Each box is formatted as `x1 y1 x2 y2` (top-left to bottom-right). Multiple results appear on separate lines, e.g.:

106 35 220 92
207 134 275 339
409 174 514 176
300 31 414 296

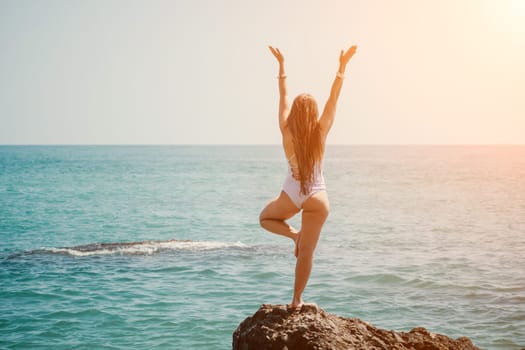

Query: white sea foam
38 240 248 257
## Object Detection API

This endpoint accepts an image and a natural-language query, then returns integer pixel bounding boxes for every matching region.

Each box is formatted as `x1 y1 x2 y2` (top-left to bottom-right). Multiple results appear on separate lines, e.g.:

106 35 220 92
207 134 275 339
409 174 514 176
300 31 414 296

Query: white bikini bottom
282 171 326 209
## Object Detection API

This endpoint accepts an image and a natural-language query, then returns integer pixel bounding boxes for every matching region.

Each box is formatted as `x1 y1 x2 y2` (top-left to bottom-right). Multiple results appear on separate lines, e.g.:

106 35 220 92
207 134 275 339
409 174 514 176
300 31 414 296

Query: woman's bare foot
288 297 304 311
294 232 302 258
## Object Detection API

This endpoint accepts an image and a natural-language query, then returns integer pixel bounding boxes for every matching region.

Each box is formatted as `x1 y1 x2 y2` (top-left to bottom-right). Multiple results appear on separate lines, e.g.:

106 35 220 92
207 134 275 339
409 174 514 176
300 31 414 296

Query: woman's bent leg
292 191 329 308
259 191 301 240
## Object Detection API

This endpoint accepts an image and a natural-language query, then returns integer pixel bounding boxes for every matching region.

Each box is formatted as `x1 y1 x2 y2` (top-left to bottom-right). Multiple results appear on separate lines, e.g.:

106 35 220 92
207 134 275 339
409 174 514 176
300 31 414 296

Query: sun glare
499 0 525 33
510 0 525 14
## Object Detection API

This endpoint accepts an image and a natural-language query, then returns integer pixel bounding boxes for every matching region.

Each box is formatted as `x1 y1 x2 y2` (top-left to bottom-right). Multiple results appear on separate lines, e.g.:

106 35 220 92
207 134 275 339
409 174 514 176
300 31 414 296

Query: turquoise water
1 145 524 349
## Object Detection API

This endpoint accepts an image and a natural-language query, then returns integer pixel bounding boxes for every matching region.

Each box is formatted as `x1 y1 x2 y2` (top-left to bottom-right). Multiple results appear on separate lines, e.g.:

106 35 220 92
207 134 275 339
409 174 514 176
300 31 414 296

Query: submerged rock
232 304 479 350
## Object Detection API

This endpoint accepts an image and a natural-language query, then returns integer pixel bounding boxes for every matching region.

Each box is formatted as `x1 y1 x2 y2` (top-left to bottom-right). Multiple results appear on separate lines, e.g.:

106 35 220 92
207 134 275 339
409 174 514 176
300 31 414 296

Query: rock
232 304 480 350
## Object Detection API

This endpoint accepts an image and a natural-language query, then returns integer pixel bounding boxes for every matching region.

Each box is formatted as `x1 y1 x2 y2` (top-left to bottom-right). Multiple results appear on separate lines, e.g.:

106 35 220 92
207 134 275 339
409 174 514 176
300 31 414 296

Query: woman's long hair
287 94 324 195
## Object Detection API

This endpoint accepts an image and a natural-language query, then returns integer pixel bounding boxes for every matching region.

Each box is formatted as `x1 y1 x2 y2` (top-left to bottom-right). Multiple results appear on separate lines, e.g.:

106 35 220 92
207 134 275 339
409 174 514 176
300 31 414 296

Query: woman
259 45 357 309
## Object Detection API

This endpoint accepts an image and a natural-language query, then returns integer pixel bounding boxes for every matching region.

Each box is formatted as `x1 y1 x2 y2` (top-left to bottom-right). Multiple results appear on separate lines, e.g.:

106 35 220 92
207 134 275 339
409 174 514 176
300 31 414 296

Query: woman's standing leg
259 191 301 241
292 191 329 308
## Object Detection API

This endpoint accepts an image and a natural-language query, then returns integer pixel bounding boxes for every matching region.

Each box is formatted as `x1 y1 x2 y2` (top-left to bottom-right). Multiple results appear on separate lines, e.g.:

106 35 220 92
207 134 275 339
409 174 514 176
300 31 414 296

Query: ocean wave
10 239 248 257
344 273 406 284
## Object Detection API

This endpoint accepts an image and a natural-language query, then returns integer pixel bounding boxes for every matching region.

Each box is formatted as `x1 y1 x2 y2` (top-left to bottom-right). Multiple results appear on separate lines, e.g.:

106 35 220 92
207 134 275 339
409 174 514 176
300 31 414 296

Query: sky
0 0 524 144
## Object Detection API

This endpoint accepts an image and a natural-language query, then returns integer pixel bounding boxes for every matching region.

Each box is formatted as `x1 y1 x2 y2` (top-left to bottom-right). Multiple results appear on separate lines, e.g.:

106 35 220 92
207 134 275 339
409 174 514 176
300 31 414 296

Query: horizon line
1 143 524 147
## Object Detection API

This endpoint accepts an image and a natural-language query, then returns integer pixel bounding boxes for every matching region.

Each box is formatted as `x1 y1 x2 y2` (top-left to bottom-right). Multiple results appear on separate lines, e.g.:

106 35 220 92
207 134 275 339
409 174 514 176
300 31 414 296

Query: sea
1 145 524 349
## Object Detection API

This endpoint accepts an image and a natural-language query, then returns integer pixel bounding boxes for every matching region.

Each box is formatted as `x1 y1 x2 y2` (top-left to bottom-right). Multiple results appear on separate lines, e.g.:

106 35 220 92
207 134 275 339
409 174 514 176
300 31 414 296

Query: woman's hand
269 46 284 65
339 45 357 69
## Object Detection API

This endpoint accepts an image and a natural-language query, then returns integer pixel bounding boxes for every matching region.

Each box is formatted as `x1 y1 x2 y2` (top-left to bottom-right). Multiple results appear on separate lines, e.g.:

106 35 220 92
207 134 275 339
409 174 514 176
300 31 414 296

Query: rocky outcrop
233 304 479 350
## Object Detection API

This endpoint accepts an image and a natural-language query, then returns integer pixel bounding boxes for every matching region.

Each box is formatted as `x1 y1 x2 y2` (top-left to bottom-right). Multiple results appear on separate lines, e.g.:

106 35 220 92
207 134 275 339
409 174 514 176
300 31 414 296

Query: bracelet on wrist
336 71 345 79
277 75 287 79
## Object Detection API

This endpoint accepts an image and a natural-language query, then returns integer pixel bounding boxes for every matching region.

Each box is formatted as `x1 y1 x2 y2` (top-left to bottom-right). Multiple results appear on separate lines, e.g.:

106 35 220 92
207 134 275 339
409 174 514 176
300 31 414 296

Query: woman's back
281 93 326 195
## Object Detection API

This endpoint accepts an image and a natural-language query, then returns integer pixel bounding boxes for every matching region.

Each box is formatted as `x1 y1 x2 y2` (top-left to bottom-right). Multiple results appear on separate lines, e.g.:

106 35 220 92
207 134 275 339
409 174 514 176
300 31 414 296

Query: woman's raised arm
269 46 289 132
319 46 357 136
